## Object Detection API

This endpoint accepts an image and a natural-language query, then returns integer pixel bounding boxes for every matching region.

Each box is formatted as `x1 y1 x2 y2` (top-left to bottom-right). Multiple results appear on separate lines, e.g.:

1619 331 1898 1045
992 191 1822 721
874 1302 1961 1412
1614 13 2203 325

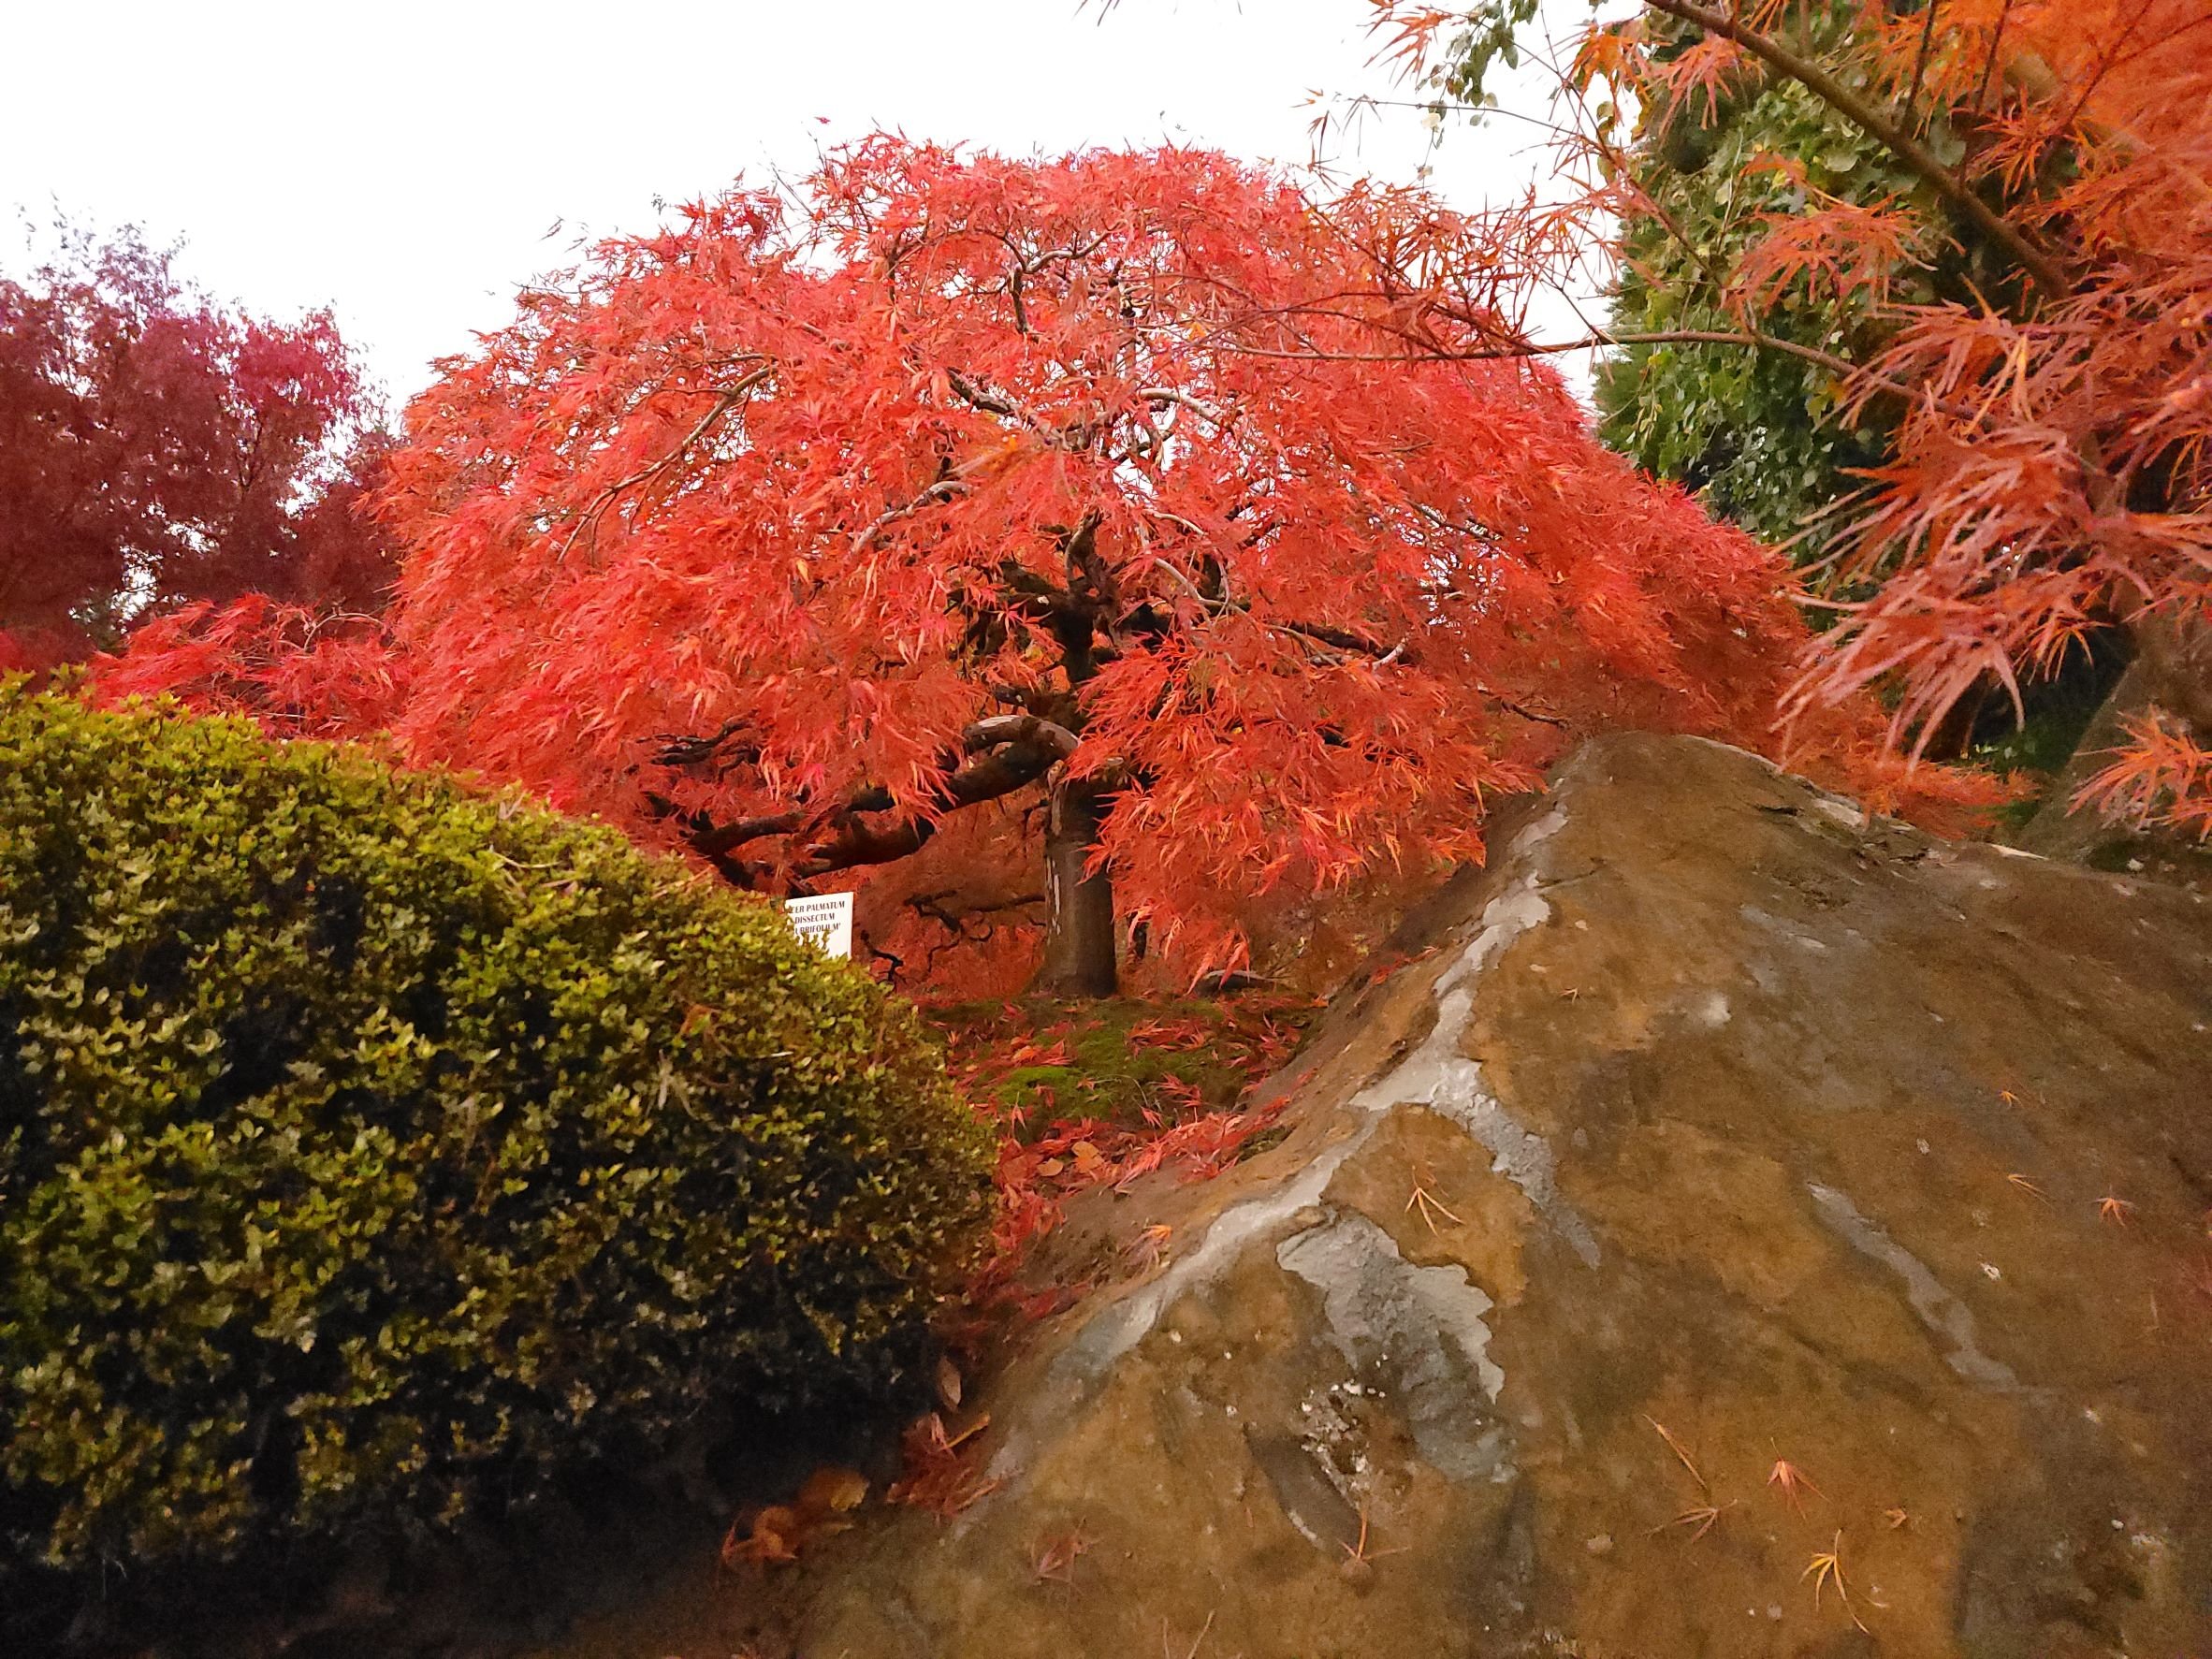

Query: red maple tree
0 218 394 670
1377 0 2212 839
100 141 1973 990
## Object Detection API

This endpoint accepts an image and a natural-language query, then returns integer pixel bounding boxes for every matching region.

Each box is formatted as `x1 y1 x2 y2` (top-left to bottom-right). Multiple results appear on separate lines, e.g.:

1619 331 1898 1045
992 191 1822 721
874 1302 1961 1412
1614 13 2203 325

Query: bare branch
1135 386 1234 428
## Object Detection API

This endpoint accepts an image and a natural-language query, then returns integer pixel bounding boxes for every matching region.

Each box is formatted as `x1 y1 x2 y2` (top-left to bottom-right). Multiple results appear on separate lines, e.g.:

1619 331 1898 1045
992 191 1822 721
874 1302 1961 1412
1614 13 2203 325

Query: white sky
2 0 1603 404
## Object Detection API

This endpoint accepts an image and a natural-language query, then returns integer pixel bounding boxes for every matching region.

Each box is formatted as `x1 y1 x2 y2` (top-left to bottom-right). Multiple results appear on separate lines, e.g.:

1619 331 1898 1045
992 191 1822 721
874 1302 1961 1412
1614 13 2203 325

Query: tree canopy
100 140 1961 991
0 219 394 671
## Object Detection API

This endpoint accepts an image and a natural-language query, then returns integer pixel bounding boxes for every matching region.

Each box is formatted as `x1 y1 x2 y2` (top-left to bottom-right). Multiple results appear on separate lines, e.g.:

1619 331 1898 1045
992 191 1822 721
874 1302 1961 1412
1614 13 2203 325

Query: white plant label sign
782 892 855 960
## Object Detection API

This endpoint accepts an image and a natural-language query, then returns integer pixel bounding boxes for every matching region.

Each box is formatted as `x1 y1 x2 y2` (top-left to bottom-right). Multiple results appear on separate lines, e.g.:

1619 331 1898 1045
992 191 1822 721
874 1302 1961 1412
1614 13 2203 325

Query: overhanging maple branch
1555 329 1912 396
1211 327 1938 409
1642 0 2071 301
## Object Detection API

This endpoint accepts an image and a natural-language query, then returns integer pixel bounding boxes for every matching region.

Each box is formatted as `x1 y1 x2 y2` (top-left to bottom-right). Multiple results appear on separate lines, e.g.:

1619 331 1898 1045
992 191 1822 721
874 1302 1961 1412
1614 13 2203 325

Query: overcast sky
3 0 1600 403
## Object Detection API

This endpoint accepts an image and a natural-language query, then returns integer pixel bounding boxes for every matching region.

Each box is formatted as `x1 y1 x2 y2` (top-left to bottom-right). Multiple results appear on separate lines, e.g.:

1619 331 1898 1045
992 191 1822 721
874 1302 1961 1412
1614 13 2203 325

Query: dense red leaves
93 596 408 740
0 221 394 663
2074 711 2212 840
103 141 1940 980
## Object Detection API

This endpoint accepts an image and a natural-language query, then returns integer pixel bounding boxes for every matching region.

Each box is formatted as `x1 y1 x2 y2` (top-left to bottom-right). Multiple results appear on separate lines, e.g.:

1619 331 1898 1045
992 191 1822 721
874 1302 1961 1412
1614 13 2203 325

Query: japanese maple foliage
95 594 409 741
1384 0 2212 835
0 219 395 667
102 140 1940 988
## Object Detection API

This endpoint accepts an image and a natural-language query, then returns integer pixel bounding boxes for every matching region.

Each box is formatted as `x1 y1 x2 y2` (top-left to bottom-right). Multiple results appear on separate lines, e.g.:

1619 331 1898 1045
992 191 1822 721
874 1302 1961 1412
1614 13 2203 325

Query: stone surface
583 735 2212 1658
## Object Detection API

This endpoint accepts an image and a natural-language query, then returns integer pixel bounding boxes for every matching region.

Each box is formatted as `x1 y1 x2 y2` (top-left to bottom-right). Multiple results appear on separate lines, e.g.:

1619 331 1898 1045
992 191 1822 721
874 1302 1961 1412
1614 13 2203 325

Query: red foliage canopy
101 142 1957 986
0 220 393 669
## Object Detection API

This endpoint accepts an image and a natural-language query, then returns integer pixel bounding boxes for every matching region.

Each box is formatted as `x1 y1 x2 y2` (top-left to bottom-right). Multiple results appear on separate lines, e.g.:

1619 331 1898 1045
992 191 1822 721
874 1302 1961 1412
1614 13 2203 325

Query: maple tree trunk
1034 778 1117 997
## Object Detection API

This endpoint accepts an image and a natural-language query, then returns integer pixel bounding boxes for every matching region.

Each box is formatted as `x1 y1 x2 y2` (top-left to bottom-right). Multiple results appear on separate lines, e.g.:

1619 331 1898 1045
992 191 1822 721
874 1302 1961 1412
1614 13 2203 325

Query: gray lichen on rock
1276 1210 1510 1481
1350 872 1601 1267
1807 1181 2025 1393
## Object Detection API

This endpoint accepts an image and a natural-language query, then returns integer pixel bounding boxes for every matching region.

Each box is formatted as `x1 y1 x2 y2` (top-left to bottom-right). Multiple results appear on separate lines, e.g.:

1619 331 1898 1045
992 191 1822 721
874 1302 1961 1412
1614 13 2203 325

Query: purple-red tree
0 218 394 669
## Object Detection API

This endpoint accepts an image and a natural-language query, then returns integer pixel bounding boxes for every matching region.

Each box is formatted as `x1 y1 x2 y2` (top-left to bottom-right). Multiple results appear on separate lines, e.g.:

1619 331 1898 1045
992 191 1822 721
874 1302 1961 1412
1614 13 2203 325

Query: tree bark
2019 654 2155 856
1033 778 1118 997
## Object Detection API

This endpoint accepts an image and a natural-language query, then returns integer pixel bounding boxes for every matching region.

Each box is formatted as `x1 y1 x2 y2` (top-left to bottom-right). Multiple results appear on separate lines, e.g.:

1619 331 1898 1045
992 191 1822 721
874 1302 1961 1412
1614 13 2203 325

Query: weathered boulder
717 735 2212 1657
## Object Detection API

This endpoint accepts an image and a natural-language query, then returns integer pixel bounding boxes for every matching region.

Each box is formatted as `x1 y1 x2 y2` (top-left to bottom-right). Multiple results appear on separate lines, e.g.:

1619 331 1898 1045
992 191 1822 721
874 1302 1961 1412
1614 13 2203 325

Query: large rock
752 735 2212 1657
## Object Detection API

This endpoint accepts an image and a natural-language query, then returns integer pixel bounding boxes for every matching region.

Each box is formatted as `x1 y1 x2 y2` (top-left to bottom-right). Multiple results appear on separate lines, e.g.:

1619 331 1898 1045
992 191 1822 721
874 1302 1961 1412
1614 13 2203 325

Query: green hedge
0 687 991 1586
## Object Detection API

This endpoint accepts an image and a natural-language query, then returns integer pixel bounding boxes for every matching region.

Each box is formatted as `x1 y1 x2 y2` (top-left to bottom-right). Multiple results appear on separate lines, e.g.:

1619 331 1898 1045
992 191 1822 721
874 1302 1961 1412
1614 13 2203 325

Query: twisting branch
947 368 1090 449
851 475 969 552
963 712 1081 760
1642 0 2072 300
945 368 1024 422
1058 511 1115 611
789 737 1065 877
668 711 1082 883
1142 550 1414 665
1136 386 1235 428
904 887 1048 983
651 717 759 769
1149 555 1216 605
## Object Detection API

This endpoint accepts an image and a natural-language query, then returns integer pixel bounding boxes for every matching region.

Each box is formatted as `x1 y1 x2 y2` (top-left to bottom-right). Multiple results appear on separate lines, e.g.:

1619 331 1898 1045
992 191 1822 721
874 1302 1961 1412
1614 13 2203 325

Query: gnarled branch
671 711 1081 882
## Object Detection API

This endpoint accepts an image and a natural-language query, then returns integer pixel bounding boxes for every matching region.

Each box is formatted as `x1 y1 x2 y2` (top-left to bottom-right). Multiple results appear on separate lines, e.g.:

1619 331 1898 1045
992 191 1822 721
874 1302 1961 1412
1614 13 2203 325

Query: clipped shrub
0 686 992 1589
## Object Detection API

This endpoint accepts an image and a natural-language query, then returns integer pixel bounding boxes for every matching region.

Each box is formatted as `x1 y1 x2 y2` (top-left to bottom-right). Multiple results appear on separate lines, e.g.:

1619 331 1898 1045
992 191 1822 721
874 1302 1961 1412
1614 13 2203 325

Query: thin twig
1907 0 1943 125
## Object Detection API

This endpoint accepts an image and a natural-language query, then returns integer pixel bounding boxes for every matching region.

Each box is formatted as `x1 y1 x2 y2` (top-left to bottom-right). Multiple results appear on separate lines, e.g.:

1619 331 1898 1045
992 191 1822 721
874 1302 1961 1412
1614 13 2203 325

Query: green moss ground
925 995 1318 1139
